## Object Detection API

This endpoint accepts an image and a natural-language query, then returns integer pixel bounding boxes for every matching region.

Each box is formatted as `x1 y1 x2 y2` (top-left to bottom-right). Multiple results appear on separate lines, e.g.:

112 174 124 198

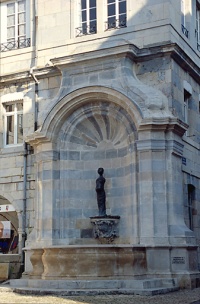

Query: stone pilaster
136 117 194 246
33 142 59 246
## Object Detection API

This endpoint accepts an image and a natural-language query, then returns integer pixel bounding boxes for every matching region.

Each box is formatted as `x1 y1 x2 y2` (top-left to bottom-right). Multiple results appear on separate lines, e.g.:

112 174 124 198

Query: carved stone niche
90 216 120 243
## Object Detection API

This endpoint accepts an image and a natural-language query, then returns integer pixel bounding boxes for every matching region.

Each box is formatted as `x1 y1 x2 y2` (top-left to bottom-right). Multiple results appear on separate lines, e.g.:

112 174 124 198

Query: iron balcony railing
197 42 200 52
76 24 97 37
105 18 127 30
181 24 189 38
0 38 31 52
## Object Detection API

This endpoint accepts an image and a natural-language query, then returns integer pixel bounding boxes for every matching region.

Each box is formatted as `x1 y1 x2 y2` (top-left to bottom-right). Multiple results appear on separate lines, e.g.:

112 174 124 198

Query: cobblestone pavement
0 288 200 304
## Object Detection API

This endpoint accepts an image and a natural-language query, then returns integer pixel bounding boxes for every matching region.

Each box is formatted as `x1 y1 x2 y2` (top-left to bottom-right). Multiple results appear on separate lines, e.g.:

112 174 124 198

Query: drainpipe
21 141 28 273
30 0 39 131
30 67 39 84
29 67 39 131
29 0 39 83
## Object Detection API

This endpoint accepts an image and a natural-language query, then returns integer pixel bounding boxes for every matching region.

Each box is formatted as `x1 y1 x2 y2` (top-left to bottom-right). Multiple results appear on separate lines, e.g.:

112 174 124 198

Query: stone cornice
24 244 198 250
50 43 200 84
0 42 199 85
50 44 139 67
138 117 187 137
0 66 60 86
0 71 31 85
136 118 185 156
25 131 50 147
170 45 200 85
135 43 200 84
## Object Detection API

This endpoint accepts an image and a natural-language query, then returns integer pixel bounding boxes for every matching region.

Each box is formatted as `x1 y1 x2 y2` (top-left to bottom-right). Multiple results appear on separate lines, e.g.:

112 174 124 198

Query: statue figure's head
98 168 104 176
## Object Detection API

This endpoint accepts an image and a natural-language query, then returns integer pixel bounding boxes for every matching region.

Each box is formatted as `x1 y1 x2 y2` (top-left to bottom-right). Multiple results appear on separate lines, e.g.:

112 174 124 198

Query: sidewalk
0 286 200 304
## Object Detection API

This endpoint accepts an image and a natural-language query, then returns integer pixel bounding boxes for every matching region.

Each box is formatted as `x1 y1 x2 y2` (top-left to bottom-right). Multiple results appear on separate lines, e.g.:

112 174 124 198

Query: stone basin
29 245 147 280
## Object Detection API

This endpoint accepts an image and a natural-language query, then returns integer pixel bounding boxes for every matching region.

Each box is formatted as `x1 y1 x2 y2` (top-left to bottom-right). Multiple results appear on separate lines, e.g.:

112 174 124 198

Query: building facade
0 0 200 289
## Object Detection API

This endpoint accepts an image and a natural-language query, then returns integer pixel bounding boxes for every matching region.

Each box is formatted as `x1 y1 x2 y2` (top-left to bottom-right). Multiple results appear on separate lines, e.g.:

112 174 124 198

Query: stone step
10 278 177 289
1 286 179 296
7 278 178 295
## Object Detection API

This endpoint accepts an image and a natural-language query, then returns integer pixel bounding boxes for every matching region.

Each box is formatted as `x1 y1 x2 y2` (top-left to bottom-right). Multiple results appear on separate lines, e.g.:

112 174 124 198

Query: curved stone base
29 245 147 280
27 244 200 289
42 246 147 280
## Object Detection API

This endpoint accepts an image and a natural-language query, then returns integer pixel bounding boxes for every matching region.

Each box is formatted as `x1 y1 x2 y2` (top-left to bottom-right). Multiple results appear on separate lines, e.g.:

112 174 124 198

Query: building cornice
135 43 200 84
0 66 60 86
138 117 187 137
0 43 199 85
50 44 139 66
50 43 200 84
170 45 200 84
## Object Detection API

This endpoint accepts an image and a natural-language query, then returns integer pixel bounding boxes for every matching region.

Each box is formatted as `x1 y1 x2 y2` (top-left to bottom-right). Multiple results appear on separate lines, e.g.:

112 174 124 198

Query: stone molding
25 87 143 146
1 43 199 85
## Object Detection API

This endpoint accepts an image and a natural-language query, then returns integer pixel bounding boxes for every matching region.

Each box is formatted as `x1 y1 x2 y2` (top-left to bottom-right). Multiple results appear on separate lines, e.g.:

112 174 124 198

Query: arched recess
27 87 143 245
51 97 140 245
31 86 143 144
0 195 19 254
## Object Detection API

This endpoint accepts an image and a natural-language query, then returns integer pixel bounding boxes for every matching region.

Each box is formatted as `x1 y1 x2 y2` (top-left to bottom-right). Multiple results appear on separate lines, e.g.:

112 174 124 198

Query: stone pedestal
90 216 120 243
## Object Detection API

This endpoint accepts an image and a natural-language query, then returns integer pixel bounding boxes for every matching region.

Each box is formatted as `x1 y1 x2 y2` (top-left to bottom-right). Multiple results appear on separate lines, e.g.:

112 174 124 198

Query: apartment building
0 0 200 290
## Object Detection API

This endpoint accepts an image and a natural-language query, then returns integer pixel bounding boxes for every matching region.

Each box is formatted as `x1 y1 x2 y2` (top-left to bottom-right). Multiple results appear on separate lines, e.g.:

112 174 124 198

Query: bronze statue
96 168 106 217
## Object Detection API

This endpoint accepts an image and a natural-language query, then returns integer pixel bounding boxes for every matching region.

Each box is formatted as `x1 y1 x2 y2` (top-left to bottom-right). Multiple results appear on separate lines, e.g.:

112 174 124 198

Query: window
4 102 23 146
183 90 190 124
196 4 200 50
76 0 97 36
0 0 30 52
183 81 193 136
184 184 195 230
106 0 126 30
181 0 189 37
183 90 191 136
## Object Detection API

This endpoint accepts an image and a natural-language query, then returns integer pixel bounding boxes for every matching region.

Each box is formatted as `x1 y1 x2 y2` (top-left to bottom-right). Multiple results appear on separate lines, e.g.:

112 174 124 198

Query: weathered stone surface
0 263 9 280
40 246 147 280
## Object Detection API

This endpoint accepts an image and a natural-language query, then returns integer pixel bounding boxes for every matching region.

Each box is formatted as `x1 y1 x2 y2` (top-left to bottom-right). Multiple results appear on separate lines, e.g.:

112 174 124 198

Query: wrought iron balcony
181 24 189 38
105 18 127 30
197 43 200 52
76 25 97 37
0 38 31 52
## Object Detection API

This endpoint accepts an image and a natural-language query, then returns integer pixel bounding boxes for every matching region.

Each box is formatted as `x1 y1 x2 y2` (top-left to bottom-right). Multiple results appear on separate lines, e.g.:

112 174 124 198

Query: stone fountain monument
10 45 199 293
